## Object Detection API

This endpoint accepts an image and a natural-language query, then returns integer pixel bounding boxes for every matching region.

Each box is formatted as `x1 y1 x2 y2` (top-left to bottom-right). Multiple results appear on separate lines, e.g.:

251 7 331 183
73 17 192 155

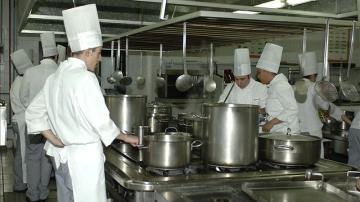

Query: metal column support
357 0 360 20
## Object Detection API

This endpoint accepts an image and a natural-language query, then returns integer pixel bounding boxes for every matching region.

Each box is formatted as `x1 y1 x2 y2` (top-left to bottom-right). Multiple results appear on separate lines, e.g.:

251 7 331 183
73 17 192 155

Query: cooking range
104 142 353 202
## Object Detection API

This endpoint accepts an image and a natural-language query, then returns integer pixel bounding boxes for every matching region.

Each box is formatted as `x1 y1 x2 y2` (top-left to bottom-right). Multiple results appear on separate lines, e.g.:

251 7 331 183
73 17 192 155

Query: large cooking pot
259 132 321 166
184 115 205 139
105 95 147 131
147 113 170 133
202 103 259 166
105 95 147 153
142 132 202 168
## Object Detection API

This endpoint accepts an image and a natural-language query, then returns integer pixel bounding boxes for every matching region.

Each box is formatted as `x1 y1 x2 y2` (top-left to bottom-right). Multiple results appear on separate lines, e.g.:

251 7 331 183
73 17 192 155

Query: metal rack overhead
104 11 360 51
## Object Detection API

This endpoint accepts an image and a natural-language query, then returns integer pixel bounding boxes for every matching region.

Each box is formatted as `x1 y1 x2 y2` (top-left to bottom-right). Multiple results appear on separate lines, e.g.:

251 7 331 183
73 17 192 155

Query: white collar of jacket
40 58 57 66
268 73 288 87
65 57 87 70
235 77 256 91
302 78 314 87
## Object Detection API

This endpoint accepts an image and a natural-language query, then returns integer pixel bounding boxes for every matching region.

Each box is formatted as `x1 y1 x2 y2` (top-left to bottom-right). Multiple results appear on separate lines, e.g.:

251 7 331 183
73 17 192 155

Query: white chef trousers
348 128 360 170
51 158 74 202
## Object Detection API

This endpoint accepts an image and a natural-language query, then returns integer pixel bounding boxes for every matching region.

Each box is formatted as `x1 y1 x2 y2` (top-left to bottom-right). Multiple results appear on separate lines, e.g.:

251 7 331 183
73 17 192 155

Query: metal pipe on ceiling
27 14 156 26
160 0 167 20
134 0 338 18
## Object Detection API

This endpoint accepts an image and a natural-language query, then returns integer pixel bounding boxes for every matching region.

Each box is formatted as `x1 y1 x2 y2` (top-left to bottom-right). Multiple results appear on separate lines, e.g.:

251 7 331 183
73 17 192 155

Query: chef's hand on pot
356 178 360 191
118 132 139 147
262 122 274 132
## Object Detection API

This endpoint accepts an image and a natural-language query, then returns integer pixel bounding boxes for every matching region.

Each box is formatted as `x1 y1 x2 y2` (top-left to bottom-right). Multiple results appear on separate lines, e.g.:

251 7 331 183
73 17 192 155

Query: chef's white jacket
297 79 329 134
266 74 300 133
25 57 119 202
20 59 58 108
218 78 267 108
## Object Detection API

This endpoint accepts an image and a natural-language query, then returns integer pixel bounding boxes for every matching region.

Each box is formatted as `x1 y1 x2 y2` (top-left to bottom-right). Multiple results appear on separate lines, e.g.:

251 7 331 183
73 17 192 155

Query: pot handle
191 140 203 150
347 171 360 178
274 144 294 151
193 114 209 120
165 127 178 133
138 145 148 149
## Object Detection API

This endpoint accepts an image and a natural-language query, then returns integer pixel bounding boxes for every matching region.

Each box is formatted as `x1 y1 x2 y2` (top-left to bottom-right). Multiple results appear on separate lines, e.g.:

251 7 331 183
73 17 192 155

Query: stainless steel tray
242 181 359 202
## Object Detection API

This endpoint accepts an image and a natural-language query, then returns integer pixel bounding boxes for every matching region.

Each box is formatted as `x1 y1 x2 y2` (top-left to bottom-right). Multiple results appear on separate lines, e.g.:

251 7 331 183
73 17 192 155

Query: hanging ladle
314 19 338 102
175 22 193 92
119 37 132 86
107 41 120 84
204 42 216 93
339 21 360 102
156 44 166 88
136 51 145 86
294 28 308 103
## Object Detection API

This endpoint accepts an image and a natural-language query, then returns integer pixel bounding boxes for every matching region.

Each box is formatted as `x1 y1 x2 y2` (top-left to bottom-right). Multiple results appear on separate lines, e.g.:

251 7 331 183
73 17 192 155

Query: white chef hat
233 48 251 76
299 51 317 76
10 49 33 75
57 45 66 64
40 32 58 57
316 63 325 81
256 43 283 73
62 4 102 52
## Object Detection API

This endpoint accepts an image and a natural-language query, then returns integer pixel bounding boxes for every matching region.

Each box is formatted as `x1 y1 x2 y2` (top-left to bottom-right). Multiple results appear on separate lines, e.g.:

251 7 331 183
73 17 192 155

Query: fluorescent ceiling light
287 0 316 6
233 10 259 14
233 0 316 14
256 0 316 8
256 0 284 8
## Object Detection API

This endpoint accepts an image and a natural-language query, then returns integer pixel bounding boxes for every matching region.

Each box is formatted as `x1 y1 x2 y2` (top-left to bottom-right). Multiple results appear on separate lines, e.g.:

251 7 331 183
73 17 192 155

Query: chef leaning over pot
348 110 360 170
256 43 300 133
25 4 138 202
218 48 267 110
296 52 330 158
10 49 33 192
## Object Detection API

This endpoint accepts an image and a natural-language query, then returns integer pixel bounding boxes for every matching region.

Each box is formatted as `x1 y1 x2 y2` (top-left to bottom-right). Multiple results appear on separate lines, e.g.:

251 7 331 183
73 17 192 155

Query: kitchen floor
0 147 57 202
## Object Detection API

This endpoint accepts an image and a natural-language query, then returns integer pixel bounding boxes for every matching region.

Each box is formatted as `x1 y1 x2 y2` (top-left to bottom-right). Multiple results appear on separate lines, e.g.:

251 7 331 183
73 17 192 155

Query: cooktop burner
207 164 258 173
146 162 203 176
258 161 315 170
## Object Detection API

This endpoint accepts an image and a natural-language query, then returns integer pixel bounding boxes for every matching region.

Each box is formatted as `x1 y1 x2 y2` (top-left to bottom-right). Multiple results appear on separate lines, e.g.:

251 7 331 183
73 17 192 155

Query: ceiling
16 0 359 38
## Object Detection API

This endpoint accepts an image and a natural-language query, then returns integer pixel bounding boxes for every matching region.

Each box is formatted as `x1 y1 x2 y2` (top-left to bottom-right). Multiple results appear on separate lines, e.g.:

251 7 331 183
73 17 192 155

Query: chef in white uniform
317 63 352 124
10 49 33 192
218 48 267 110
20 32 58 202
349 110 360 170
25 4 138 202
296 52 330 158
256 43 300 133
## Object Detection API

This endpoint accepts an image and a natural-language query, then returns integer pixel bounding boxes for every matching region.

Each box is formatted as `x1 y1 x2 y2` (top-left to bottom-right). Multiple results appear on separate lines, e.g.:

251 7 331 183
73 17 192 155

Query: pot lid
259 132 320 142
145 132 192 142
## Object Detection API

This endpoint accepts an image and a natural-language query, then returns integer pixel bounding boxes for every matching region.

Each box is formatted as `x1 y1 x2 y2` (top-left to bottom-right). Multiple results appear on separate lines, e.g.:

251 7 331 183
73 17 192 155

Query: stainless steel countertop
104 146 353 191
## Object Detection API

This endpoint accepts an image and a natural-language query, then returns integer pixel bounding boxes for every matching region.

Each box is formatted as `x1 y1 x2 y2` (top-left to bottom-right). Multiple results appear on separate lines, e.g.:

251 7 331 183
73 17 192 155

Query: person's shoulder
73 70 97 85
273 78 292 92
253 79 267 89
24 64 41 74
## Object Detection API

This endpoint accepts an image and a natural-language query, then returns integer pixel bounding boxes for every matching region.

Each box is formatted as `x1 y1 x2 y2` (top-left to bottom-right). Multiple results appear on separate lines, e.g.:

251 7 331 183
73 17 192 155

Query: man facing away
10 49 33 192
20 32 59 202
25 4 138 202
